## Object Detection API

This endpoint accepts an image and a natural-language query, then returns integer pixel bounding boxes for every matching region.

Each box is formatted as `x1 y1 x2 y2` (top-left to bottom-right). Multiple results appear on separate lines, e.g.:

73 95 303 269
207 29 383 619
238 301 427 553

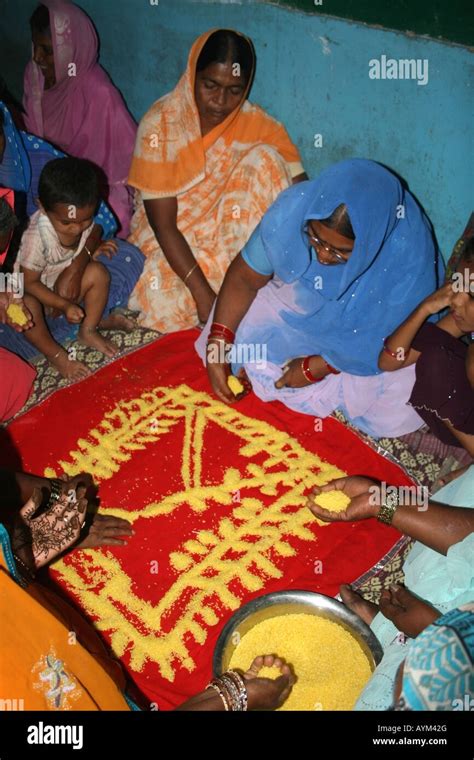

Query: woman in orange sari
128 29 306 332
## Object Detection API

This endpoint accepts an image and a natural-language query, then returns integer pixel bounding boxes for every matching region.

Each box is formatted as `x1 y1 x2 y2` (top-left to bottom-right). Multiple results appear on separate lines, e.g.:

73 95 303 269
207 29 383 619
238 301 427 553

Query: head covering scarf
397 604 474 711
129 28 303 196
241 158 442 375
23 1 136 197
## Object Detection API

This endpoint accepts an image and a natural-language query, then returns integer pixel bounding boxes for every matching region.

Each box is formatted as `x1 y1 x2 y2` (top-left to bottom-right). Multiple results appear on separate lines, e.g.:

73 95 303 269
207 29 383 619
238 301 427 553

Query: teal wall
1 0 472 259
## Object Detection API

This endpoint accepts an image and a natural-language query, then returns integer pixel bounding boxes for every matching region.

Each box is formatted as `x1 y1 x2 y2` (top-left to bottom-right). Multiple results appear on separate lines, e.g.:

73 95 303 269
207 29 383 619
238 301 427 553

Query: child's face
450 261 474 333
42 202 96 247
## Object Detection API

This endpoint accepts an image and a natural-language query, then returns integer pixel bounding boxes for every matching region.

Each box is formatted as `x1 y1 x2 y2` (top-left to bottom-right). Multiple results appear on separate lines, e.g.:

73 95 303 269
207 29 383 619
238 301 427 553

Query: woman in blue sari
0 101 144 362
196 159 444 437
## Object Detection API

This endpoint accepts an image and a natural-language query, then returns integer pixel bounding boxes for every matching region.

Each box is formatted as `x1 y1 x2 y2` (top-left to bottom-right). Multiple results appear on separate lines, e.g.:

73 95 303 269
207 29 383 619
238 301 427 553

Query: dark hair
460 236 474 264
0 198 18 235
38 158 99 211
196 30 254 85
30 4 50 35
319 203 355 240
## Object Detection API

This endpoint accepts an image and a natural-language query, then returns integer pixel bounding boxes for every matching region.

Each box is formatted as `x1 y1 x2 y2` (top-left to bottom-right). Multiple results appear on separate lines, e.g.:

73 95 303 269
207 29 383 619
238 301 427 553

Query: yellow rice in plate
229 612 372 710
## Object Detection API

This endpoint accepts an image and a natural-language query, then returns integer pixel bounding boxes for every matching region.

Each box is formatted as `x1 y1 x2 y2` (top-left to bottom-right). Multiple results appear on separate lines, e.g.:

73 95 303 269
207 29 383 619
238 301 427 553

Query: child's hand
93 240 118 260
64 303 85 323
0 293 34 332
422 283 453 315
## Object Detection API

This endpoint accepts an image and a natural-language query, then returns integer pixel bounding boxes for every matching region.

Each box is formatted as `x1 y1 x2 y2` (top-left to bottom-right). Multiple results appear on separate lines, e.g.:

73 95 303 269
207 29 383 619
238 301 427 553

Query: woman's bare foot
78 326 119 358
340 583 378 625
98 313 137 332
49 348 90 380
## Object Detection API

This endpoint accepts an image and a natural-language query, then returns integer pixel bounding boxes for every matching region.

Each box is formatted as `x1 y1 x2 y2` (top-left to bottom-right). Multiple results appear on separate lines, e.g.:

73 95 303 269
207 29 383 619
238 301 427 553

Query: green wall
273 0 474 46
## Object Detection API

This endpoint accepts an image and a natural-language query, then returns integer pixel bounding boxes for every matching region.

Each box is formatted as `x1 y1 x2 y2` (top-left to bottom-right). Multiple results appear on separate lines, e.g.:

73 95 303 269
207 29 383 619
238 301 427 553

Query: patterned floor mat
17 325 161 418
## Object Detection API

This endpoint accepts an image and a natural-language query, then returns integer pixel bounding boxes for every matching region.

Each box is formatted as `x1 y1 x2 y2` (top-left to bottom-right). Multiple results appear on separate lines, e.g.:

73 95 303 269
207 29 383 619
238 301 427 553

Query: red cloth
0 348 35 422
5 330 415 709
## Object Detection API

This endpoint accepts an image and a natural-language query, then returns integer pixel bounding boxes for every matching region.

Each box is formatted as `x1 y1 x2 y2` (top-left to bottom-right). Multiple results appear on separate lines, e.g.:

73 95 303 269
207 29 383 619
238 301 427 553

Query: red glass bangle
301 356 322 383
208 333 234 347
210 322 235 343
382 339 398 359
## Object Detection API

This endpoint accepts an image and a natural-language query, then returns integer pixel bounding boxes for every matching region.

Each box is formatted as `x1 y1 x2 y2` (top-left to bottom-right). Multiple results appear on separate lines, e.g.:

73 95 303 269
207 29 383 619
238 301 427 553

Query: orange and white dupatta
127 29 304 332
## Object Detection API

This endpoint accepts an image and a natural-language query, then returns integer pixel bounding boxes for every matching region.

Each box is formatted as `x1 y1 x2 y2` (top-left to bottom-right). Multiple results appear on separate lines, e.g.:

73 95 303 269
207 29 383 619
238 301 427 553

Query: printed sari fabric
23 0 137 237
0 524 130 710
128 29 304 332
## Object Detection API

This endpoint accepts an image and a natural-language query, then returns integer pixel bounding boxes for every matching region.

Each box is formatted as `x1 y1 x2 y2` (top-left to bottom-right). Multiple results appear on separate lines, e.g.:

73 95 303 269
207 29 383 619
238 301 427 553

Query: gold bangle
377 491 400 525
183 263 198 284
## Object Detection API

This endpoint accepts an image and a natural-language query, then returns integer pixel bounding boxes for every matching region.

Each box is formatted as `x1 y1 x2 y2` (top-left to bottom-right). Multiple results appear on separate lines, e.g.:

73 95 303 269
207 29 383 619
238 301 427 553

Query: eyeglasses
304 225 350 265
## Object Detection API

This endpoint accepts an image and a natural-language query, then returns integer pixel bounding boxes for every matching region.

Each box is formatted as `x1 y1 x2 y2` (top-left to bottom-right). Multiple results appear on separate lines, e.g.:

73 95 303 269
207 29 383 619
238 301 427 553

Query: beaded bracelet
13 552 36 584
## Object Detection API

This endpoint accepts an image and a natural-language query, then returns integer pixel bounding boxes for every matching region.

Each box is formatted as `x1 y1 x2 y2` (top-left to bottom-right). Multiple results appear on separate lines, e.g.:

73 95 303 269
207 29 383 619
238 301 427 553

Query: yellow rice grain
229 613 371 710
312 489 350 525
6 303 28 326
227 375 244 395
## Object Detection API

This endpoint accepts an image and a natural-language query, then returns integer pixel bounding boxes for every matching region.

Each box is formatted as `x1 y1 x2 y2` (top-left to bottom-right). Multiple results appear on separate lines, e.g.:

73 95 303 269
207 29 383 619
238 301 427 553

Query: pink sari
23 0 137 237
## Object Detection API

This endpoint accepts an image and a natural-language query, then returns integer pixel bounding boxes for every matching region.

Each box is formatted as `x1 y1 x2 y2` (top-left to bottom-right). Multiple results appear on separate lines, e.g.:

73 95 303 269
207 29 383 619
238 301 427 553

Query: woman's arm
307 476 473 556
214 253 272 331
207 254 272 403
144 197 216 323
390 500 473 555
378 283 455 371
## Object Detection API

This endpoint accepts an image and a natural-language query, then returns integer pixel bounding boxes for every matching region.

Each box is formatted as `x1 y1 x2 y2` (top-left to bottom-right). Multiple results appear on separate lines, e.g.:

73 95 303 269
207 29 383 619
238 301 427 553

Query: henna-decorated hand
11 484 88 571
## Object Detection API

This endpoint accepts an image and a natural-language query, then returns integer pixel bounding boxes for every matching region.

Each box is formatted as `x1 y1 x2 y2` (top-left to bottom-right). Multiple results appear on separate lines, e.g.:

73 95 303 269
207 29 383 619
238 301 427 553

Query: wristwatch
377 490 400 525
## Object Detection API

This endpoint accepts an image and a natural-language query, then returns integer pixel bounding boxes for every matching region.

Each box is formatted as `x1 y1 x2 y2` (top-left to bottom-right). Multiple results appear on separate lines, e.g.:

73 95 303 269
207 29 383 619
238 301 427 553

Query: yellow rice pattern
46 385 347 682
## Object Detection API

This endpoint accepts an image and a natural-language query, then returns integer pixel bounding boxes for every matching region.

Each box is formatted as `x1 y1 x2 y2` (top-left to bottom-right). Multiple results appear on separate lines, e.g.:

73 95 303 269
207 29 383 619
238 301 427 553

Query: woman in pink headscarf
23 1 137 237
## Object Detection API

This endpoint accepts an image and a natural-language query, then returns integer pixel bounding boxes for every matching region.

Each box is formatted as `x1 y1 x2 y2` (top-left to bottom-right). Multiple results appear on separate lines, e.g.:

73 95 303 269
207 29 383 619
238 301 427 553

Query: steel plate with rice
213 590 383 710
